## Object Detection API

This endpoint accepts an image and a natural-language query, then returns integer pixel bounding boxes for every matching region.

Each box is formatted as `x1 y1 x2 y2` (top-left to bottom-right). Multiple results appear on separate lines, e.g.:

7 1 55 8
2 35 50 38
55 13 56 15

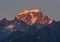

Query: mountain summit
16 9 54 25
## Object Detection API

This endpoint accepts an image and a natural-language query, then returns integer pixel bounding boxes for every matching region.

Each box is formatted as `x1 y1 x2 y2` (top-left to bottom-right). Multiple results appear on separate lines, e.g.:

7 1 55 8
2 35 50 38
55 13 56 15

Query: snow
5 24 15 29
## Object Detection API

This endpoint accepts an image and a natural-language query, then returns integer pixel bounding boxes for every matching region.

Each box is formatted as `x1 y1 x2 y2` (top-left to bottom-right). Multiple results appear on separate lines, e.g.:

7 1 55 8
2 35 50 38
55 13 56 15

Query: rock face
16 9 54 25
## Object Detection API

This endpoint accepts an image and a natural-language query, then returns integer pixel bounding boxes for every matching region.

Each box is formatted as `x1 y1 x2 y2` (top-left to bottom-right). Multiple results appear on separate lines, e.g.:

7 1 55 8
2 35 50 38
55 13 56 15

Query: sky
0 0 60 21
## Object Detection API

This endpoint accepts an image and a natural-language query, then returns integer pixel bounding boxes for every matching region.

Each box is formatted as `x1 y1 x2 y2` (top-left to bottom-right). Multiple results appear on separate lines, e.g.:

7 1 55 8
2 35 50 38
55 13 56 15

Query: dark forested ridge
0 20 60 42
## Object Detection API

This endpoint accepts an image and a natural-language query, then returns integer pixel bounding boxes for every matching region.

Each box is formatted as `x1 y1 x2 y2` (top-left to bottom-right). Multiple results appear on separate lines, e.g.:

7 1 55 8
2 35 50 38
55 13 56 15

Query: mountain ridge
0 9 55 26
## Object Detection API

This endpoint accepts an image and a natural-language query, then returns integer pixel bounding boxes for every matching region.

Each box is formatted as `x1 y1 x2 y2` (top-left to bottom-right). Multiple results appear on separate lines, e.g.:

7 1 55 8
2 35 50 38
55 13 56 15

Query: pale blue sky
0 0 60 21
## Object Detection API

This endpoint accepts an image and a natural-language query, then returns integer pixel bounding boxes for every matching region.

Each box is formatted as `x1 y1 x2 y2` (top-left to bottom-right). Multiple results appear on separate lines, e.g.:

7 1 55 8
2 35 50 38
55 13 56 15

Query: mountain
16 9 55 25
0 9 60 42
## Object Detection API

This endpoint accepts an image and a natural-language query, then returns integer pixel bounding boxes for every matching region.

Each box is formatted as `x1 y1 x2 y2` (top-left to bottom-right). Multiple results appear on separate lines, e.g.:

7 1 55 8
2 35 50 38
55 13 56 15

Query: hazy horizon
0 0 60 21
